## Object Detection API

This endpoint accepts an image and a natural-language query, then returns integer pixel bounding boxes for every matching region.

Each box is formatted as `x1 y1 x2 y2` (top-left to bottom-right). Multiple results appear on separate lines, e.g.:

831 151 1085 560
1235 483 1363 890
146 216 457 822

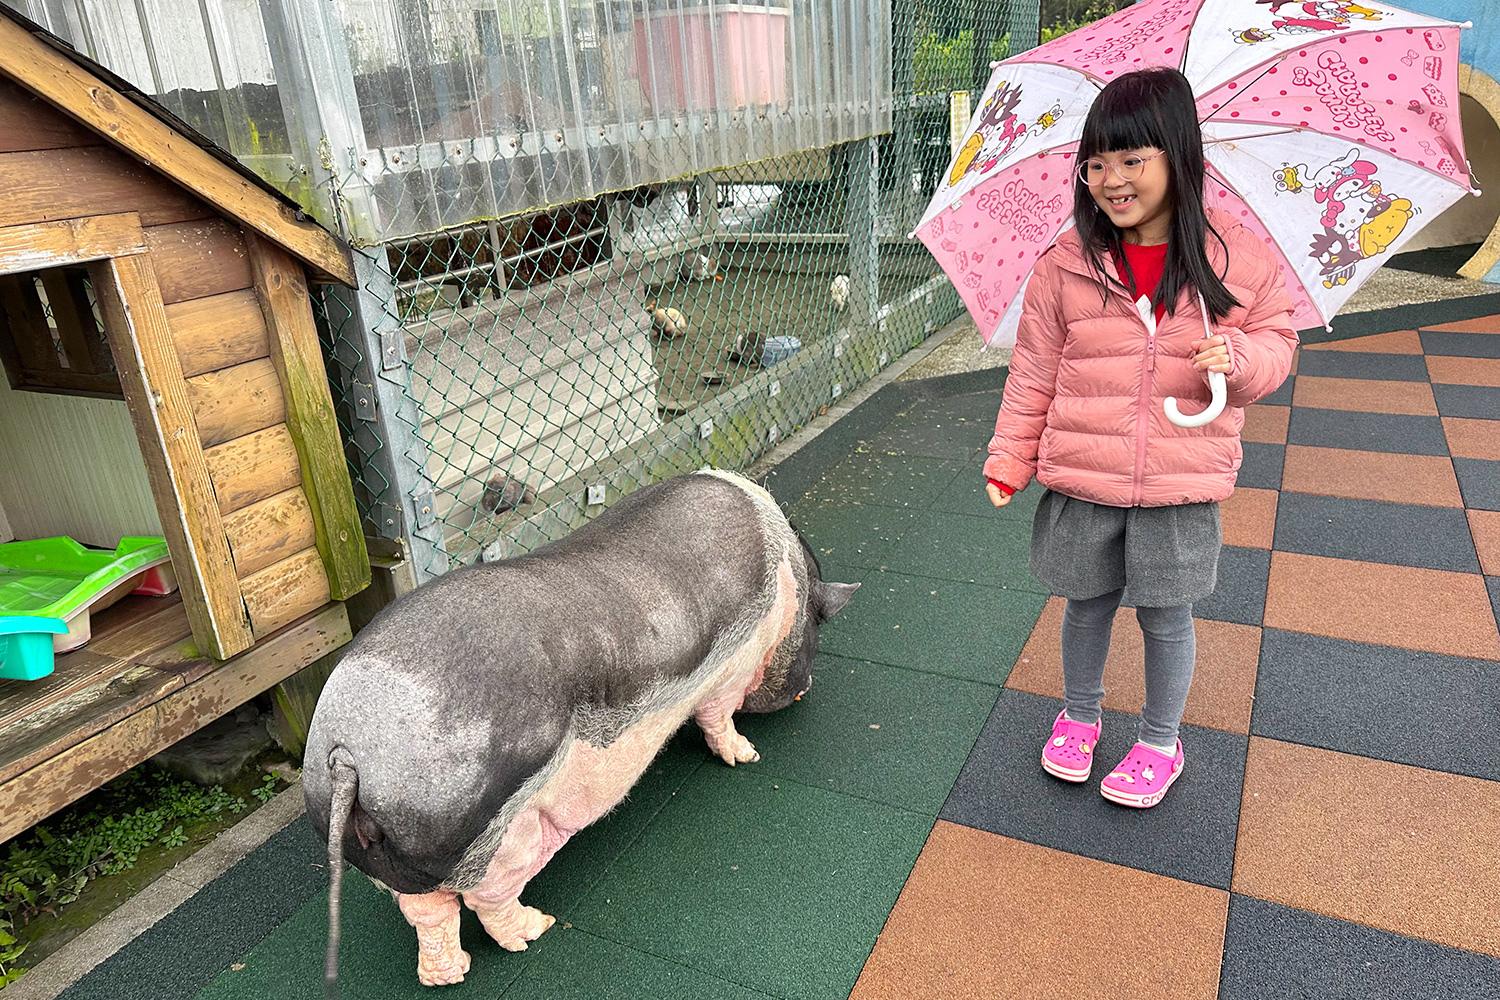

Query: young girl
983 67 1297 808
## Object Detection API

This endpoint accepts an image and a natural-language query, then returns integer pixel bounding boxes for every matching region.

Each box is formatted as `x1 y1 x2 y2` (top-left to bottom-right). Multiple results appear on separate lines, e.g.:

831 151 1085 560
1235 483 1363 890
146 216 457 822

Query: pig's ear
815 581 860 620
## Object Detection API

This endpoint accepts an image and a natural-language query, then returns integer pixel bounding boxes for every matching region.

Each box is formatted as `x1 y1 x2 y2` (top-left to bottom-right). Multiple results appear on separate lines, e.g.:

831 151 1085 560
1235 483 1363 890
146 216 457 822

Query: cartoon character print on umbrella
1280 148 1415 286
1230 0 1388 40
947 81 1061 188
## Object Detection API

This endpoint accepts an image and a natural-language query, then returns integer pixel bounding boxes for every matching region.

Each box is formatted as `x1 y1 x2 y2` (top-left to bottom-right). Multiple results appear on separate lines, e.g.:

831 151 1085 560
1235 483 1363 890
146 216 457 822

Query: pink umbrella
915 0 1479 383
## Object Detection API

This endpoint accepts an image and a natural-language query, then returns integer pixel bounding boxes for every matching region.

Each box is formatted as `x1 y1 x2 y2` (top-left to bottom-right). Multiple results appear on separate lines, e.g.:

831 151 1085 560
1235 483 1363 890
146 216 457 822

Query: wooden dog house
0 9 368 840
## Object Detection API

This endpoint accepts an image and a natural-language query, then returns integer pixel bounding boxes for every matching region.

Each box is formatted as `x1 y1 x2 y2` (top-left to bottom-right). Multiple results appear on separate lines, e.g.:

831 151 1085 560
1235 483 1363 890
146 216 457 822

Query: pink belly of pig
396 556 798 986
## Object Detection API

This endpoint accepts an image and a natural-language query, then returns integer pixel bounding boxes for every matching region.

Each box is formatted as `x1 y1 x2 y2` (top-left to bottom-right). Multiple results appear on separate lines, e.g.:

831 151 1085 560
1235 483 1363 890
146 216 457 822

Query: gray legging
1060 588 1195 747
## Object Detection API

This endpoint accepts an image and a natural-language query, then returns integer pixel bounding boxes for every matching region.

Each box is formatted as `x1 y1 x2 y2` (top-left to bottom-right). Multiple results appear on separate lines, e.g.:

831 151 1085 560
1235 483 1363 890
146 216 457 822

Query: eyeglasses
1077 150 1165 186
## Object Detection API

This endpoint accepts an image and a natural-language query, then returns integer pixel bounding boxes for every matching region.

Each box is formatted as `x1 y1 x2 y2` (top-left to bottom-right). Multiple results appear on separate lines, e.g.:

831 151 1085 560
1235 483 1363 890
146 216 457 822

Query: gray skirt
1030 490 1222 607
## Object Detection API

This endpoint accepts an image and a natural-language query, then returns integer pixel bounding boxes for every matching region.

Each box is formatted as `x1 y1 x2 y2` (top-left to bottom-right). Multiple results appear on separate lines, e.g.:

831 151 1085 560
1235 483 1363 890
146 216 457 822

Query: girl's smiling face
1087 147 1172 245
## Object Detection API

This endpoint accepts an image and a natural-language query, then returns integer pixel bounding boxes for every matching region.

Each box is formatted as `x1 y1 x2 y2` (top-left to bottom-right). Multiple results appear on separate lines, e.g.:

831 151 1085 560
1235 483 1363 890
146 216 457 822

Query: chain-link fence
7 0 1040 583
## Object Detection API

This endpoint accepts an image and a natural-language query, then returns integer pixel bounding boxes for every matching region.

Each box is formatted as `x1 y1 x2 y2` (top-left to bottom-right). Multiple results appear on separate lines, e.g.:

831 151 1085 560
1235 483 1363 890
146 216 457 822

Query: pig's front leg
695 687 759 766
395 890 470 987
467 897 556 952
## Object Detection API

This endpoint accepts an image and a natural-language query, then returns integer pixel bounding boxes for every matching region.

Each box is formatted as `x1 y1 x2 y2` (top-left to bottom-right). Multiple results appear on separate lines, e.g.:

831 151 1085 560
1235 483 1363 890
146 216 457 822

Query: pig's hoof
416 949 471 987
493 906 556 951
718 735 760 766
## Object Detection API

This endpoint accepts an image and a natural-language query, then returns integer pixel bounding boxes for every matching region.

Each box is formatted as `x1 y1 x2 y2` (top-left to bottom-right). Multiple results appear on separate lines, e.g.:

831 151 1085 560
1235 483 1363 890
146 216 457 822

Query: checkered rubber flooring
850 314 1500 1000
55 303 1500 1000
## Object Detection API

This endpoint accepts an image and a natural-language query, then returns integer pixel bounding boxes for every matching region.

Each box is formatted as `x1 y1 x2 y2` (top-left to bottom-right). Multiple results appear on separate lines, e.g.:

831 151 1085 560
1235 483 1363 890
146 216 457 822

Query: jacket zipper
1130 294 1156 507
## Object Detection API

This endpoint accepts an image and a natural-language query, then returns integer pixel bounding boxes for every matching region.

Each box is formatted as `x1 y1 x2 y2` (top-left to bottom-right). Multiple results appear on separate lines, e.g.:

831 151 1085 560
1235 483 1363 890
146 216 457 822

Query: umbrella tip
1461 20 1472 27
989 60 1002 69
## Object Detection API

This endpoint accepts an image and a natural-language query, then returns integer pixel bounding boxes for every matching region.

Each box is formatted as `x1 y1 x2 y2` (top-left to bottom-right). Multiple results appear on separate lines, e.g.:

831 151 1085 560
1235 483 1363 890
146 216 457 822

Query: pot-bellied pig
304 470 857 993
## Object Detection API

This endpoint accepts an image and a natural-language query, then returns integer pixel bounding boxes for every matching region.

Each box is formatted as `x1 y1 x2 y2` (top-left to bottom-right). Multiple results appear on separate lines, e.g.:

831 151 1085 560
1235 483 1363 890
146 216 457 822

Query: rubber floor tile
1286 407 1449 456
784 498 922 570
929 466 1044 521
1291 375 1438 415
1489 575 1500 625
1280 445 1464 506
1301 329 1424 354
1251 630 1500 780
738 654 1000 815
1433 383 1500 419
1443 417 1500 460
1422 314 1500 334
1295 350 1431 382
1189 544 1269 627
1236 441 1284 490
849 824 1228 1000
1471 510 1500 575
1421 330 1500 358
1006 596 1260 734
940 689 1246 889
880 509 1043 591
1264 552 1500 660
1427 355 1500 387
862 414 988 462
1220 487 1278 549
1271 492 1480 573
1241 404 1289 444
1219 894 1500 1000
71 820 328 1000
802 453 966 509
1258 374 1294 406
1454 457 1500 511
501 928 775 1000
1233 738 1500 957
816 571 1047 685
568 767 933 1000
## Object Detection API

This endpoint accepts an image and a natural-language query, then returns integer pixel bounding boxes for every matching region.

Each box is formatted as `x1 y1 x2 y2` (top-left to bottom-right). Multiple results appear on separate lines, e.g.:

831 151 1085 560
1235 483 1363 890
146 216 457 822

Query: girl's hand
1191 335 1231 374
986 482 1012 508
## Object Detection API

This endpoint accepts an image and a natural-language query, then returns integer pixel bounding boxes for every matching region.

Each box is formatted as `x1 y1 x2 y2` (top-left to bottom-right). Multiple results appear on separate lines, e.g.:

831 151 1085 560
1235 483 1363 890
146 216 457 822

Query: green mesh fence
318 0 1041 582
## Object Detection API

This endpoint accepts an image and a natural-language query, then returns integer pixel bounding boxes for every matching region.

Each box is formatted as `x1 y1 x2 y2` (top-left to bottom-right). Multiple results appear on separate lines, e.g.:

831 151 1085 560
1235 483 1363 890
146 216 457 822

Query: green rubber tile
881 509 1044 592
862 408 991 462
816 571 1048 685
784 498 923 570
567 767 933 1000
801 452 966 509
930 468 1044 521
737 653 1000 814
501 928 774 999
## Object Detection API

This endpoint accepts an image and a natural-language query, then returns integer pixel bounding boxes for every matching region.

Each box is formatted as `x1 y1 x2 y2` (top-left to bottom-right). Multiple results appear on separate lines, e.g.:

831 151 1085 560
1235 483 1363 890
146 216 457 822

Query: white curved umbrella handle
1164 371 1226 428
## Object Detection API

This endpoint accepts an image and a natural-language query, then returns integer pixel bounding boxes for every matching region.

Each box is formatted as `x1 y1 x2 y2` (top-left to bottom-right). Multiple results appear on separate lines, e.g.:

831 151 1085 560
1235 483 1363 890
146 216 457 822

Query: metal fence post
323 251 445 585
847 137 880 332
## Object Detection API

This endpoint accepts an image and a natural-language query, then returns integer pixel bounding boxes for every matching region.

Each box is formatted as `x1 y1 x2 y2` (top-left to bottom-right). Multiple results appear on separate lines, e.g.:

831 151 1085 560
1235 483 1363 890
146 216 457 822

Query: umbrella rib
991 58 1109 90
1197 57 1285 127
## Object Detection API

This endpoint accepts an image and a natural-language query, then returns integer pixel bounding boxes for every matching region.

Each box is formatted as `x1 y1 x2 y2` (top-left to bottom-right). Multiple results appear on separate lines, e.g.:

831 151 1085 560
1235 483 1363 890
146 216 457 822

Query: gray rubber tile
1454 458 1500 511
1294 351 1431 382
1433 383 1500 420
785 497 923 570
1272 492 1480 573
802 452 967 509
939 689 1246 889
816 571 1047 686
1488 576 1500 629
1252 630 1500 781
880 510 1046 592
1237 442 1285 490
1259 375 1295 407
1419 329 1500 359
1219 894 1500 1000
930 466 1046 523
1286 408 1449 456
1189 545 1269 626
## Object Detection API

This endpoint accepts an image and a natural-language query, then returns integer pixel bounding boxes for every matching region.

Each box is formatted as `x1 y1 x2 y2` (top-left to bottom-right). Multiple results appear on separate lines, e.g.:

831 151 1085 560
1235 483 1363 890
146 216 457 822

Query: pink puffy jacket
984 210 1298 507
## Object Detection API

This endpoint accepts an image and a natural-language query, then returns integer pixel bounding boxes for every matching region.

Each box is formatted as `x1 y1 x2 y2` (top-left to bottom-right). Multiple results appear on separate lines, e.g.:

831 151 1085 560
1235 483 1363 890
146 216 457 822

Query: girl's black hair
1073 67 1240 321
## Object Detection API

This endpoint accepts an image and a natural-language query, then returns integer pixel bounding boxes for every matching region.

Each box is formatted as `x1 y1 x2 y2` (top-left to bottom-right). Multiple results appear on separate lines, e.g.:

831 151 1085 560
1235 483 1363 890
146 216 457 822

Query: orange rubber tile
1428 355 1500 387
1242 405 1288 444
1280 445 1463 506
1470 509 1500 576
1301 329 1423 353
1443 417 1500 460
851 822 1229 1000
1264 551 1500 660
1234 738 1500 957
1007 596 1261 733
1221 487 1278 549
1422 315 1500 334
1290 376 1438 416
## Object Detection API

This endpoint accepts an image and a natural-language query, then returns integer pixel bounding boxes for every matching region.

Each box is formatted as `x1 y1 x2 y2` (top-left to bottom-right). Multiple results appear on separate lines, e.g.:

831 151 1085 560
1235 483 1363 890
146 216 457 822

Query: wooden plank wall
0 78 332 640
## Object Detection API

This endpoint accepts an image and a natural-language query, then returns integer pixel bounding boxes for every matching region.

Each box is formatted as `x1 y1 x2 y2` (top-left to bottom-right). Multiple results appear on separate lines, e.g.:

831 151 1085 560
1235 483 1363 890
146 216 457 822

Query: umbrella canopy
915 0 1479 348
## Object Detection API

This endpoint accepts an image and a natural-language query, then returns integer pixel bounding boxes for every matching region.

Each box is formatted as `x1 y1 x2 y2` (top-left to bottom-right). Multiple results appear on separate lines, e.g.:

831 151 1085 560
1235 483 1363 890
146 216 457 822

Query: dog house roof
0 4 353 286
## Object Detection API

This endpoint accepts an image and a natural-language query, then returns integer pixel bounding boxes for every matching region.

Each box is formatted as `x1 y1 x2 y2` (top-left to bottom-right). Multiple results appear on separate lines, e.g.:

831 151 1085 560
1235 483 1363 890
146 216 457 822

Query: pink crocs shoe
1041 710 1102 783
1100 741 1184 808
